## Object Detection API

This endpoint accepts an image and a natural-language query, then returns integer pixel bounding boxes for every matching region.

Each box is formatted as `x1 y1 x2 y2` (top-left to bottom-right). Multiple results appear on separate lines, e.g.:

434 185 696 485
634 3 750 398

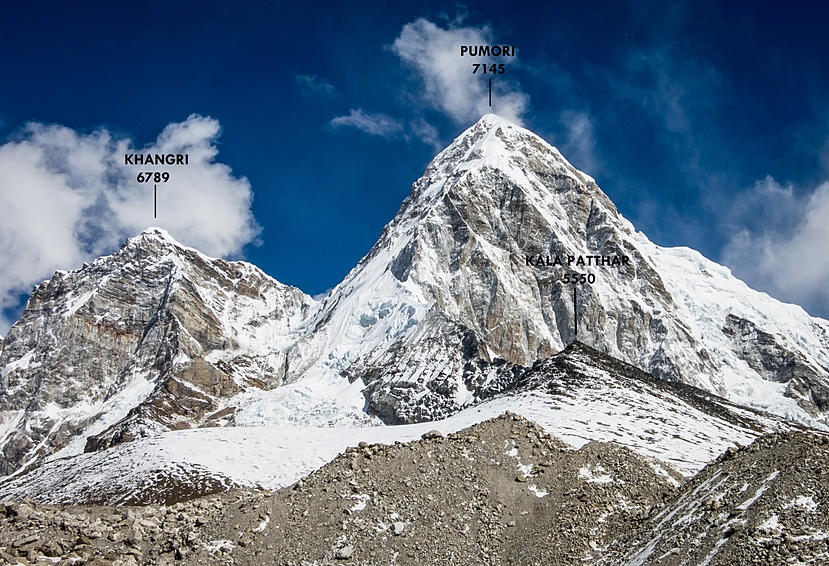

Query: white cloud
330 109 446 151
408 118 442 150
0 114 260 332
726 175 802 235
391 18 528 125
558 110 599 175
296 74 337 98
330 109 405 138
622 49 692 133
325 17 528 151
722 176 829 315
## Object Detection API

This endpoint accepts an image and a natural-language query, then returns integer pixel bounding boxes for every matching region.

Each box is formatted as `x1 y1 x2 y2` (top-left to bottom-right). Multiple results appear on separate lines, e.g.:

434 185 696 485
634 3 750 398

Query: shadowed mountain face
2 114 829 479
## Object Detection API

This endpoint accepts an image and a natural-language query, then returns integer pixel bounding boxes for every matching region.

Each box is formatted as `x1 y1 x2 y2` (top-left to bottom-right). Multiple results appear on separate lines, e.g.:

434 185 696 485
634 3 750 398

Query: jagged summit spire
119 227 224 264
121 226 185 252
139 226 176 241
474 113 521 129
423 113 592 189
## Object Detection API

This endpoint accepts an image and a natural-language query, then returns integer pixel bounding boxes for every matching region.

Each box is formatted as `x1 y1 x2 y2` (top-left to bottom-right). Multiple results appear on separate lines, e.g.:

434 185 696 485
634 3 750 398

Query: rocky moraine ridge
1 415 828 565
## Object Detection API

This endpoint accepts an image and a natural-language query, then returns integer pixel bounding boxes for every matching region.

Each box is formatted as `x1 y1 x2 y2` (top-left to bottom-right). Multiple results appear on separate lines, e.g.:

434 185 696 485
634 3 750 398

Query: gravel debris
1 415 825 565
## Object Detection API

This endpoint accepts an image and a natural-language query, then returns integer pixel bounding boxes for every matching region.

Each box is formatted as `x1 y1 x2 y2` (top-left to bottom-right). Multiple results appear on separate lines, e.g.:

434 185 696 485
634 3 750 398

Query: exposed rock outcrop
0 229 315 475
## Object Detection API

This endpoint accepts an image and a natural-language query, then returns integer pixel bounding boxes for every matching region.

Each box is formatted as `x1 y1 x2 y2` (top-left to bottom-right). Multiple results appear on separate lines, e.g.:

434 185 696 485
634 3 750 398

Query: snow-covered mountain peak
4 115 829 483
291 116 829 429
475 112 516 127
120 226 203 262
424 112 593 189
133 225 177 242
0 222 316 476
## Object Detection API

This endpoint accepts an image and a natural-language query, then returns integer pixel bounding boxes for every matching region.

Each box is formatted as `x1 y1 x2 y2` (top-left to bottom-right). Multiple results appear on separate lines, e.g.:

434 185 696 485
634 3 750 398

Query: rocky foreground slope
0 343 799 506
0 415 679 566
2 415 827 566
602 431 829 565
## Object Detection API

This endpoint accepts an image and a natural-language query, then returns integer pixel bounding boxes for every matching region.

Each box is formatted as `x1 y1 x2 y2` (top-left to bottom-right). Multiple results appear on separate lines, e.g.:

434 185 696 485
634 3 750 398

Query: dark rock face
723 314 829 415
723 314 799 382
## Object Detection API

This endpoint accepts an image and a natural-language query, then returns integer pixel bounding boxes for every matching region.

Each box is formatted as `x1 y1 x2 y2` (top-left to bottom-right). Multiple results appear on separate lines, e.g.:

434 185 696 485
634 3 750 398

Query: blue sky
1 0 829 328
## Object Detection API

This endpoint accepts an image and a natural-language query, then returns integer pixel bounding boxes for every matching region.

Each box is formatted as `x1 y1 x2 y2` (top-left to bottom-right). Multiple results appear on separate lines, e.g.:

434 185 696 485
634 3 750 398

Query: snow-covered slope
2 113 829 482
0 344 799 505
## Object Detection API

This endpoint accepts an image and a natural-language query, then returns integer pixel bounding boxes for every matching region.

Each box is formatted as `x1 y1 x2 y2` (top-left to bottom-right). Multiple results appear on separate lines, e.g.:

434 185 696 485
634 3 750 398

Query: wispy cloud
296 74 338 98
722 176 829 316
330 109 405 138
558 110 599 175
621 49 695 133
329 110 445 152
391 18 528 125
0 115 260 331
324 16 528 152
408 118 442 150
597 44 722 179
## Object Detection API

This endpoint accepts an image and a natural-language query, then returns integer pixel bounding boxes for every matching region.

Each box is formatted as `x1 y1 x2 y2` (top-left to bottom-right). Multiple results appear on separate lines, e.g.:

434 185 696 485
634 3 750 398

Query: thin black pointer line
573 285 578 339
